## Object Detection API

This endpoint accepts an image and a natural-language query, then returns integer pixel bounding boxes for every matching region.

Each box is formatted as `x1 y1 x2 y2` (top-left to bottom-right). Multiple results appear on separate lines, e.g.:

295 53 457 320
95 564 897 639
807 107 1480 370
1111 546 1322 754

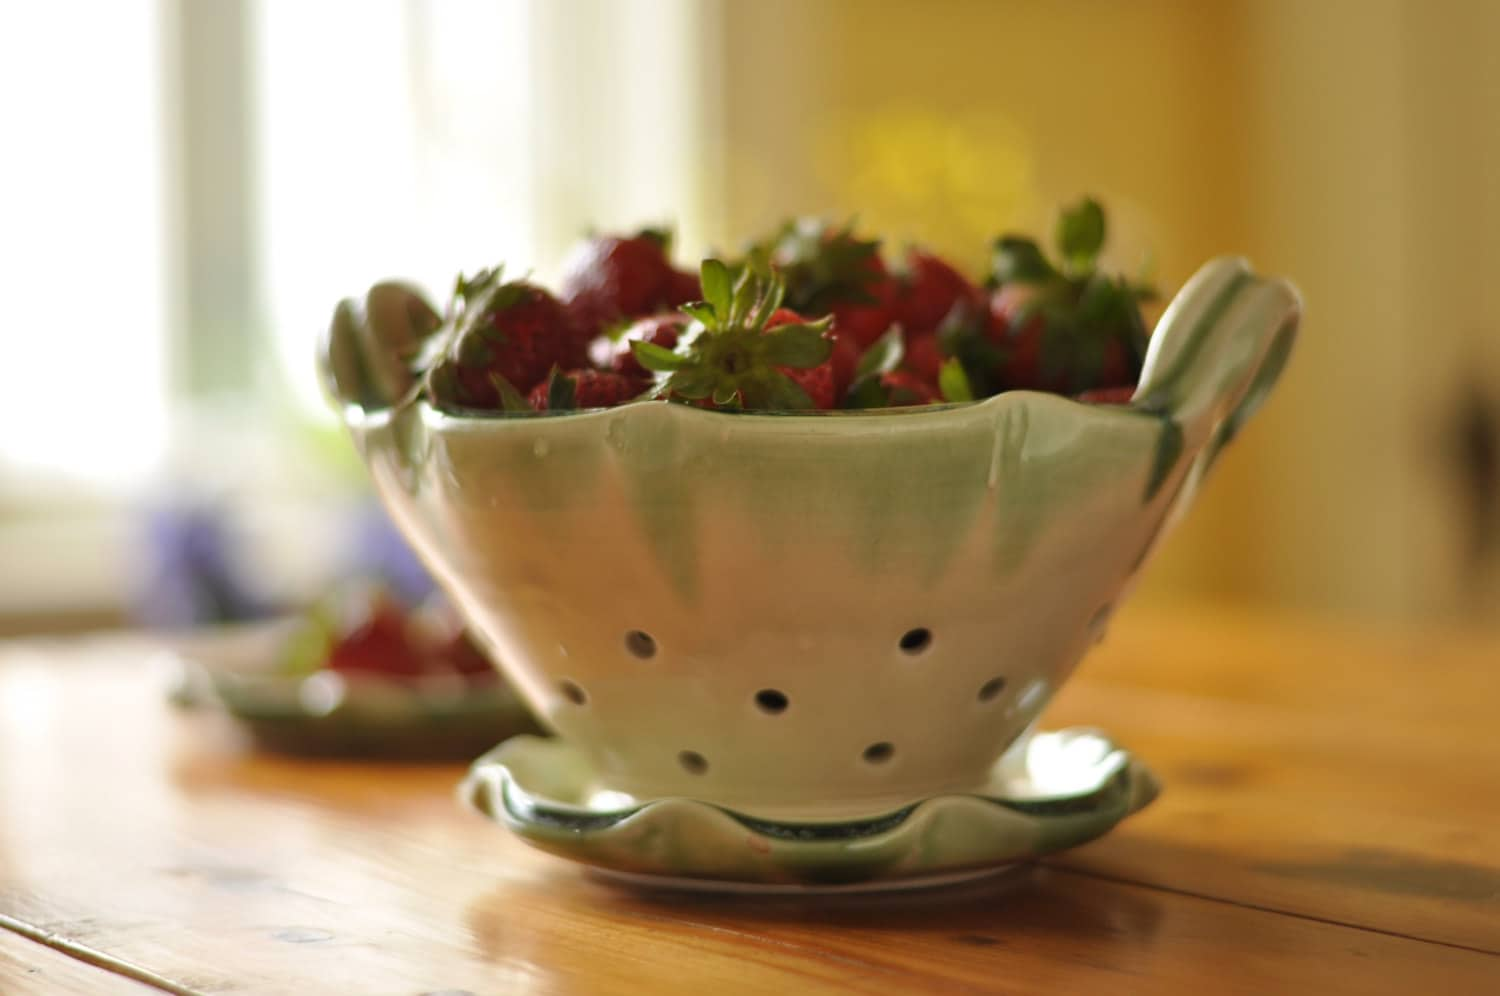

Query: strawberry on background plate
296 585 500 683
323 588 428 679
426 268 582 408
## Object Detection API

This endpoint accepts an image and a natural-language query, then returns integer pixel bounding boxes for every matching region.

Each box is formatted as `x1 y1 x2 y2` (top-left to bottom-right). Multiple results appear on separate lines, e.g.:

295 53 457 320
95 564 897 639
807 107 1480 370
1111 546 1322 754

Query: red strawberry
559 230 677 339
662 267 701 307
830 333 859 398
987 284 1047 389
981 199 1152 395
611 313 687 380
528 368 643 411
325 593 426 678
771 220 898 350
829 264 898 350
439 631 498 680
767 307 839 409
897 249 981 333
987 284 1133 393
1074 385 1136 405
902 333 944 387
435 273 579 406
880 370 940 407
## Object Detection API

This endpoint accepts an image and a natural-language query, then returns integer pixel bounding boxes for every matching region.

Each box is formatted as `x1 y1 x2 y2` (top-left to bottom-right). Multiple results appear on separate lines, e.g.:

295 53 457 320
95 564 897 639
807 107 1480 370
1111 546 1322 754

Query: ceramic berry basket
320 256 1299 888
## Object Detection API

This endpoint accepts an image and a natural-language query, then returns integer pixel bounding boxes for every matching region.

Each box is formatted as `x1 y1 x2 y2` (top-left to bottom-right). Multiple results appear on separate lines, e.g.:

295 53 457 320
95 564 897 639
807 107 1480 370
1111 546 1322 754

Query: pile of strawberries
282 584 498 684
409 199 1153 413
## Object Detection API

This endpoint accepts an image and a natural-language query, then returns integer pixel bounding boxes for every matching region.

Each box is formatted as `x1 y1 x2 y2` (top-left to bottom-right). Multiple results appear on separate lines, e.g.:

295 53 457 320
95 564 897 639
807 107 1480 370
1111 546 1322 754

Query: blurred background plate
169 619 543 761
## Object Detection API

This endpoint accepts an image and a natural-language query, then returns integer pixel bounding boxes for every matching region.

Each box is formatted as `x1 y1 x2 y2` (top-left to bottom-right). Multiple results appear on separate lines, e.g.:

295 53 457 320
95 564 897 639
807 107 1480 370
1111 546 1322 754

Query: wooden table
2 604 1497 994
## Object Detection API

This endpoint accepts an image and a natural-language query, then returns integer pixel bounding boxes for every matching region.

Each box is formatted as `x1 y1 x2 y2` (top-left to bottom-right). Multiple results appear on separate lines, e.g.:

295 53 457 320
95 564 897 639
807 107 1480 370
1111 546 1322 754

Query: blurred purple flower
345 501 436 605
134 503 272 627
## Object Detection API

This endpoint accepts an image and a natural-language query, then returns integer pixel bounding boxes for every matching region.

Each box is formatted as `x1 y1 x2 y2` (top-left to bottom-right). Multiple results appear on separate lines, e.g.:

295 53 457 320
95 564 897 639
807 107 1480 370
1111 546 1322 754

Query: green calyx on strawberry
844 330 967 409
844 328 905 408
630 258 834 410
425 266 582 409
611 313 688 379
765 307 845 409
982 197 1155 394
765 218 898 349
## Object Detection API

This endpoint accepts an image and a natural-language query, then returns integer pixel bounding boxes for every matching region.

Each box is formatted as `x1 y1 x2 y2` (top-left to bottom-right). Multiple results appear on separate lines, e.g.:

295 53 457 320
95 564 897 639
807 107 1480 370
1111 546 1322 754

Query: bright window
255 0 536 415
0 0 170 489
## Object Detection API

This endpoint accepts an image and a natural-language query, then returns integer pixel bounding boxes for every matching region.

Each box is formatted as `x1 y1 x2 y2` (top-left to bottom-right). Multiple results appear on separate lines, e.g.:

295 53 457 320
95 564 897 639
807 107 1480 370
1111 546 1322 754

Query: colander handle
317 283 441 413
1133 256 1302 470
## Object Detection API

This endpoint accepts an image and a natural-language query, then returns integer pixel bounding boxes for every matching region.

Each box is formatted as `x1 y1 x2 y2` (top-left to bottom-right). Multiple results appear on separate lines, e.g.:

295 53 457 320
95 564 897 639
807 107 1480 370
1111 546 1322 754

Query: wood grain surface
1 606 1497 994
1 926 160 995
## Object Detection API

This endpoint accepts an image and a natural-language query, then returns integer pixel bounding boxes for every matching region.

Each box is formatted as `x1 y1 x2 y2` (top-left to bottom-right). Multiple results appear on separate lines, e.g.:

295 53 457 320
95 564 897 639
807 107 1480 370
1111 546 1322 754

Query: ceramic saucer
462 727 1158 890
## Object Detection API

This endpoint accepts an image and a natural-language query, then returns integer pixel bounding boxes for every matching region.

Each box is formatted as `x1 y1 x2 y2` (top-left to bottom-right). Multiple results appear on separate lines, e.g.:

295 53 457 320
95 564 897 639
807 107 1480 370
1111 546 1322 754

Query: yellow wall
712 0 1256 608
707 0 1500 623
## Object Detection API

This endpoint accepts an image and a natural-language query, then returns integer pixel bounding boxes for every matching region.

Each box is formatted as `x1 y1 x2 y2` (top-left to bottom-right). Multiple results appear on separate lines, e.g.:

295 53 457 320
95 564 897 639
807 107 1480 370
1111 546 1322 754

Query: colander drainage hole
862 742 895 765
558 679 587 705
754 689 789 714
899 628 931 655
625 630 657 659
977 676 1006 703
678 750 709 775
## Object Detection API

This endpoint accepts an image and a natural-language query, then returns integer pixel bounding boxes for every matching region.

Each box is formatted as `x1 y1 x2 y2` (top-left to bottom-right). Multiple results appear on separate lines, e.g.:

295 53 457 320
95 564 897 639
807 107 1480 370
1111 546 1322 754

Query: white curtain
0 1 171 487
258 0 708 415
255 0 537 414
0 0 708 489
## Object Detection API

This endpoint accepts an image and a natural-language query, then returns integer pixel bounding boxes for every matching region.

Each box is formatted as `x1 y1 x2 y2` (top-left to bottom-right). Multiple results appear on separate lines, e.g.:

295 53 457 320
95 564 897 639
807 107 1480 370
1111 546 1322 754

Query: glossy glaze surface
463 727 1158 887
325 256 1300 815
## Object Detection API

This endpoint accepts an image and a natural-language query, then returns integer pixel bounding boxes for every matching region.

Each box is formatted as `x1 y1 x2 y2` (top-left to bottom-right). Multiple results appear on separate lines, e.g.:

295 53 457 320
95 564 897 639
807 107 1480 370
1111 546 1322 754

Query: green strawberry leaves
768 218 884 313
937 304 1002 398
631 340 691 372
490 372 532 413
451 265 528 319
938 358 975 403
845 378 891 409
665 368 715 400
854 327 905 382
700 258 733 316
546 368 577 411
843 328 906 408
762 324 831 367
990 237 1056 286
634 258 833 410
763 374 814 411
987 197 1157 392
1056 197 1106 276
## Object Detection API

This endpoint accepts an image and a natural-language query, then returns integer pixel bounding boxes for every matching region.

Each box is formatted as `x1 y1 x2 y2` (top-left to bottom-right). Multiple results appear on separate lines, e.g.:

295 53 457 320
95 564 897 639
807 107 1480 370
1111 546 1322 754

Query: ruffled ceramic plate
462 727 1157 891
169 622 541 760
